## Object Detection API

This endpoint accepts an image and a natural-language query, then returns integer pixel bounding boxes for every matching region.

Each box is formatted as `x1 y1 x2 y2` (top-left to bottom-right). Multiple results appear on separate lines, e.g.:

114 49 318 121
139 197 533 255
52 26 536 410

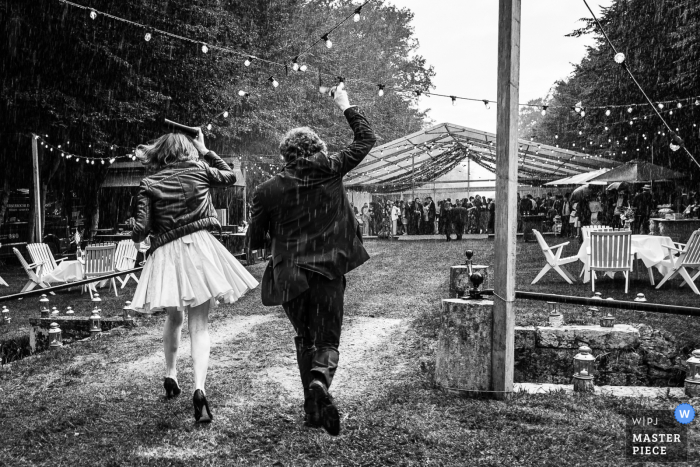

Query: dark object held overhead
162 118 200 138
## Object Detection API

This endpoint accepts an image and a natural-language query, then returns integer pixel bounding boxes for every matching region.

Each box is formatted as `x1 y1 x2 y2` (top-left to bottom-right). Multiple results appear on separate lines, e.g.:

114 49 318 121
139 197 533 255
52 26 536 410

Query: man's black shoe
303 396 322 428
309 379 340 436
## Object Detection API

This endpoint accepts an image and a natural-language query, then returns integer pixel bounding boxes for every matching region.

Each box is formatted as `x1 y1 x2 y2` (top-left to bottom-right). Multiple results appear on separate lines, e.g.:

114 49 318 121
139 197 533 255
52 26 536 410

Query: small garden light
123 301 132 321
1 306 9 325
573 345 595 392
89 307 102 337
685 350 700 397
600 310 615 328
65 306 74 316
40 294 50 318
49 322 63 349
51 306 59 317
592 292 602 300
547 302 563 327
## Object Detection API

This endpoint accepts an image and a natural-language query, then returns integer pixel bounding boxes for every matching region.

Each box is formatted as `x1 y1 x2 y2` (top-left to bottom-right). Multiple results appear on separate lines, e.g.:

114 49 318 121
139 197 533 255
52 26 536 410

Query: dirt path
258 316 407 403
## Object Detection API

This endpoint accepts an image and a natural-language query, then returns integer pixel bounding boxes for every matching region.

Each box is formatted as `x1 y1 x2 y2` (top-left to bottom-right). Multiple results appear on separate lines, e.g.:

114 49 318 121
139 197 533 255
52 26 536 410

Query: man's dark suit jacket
246 107 377 306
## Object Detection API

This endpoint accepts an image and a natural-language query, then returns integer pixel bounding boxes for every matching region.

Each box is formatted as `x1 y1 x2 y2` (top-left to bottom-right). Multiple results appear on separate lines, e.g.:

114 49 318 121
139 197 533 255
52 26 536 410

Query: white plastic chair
589 230 633 294
13 247 53 294
114 240 140 289
26 243 66 278
531 229 579 284
83 243 118 298
656 230 700 295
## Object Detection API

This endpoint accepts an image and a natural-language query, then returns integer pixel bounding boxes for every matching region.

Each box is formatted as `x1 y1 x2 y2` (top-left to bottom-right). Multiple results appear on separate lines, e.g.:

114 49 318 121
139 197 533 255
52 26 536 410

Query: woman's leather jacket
132 151 236 253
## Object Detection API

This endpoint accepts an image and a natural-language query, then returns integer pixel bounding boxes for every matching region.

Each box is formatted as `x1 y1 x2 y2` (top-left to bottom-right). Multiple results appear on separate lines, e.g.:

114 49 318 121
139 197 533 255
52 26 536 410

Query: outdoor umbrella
570 184 594 202
544 168 611 186
587 160 685 184
606 181 630 192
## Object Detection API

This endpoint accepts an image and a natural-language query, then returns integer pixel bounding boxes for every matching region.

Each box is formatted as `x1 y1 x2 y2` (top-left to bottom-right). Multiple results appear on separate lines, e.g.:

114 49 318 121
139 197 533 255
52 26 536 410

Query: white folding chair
114 240 140 289
0 243 7 286
83 243 118 298
26 243 67 278
589 230 633 294
579 226 614 278
656 230 700 295
13 247 53 294
531 229 579 284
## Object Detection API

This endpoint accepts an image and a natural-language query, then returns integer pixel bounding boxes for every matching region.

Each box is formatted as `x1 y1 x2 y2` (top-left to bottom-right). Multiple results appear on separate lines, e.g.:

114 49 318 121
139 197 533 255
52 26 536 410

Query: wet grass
0 239 698 466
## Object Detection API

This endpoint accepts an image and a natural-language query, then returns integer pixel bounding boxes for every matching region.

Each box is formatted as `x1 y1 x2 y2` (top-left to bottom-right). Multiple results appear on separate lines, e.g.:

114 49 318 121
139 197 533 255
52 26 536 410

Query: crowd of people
352 195 495 239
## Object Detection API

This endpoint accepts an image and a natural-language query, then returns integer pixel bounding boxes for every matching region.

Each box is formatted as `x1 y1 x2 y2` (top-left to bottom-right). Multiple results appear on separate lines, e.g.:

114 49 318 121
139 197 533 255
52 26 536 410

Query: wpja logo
625 407 691 463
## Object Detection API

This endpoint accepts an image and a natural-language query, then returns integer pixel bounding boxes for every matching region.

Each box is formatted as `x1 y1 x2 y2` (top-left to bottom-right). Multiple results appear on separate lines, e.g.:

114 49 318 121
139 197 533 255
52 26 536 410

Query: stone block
514 326 536 349
435 299 494 392
536 324 639 350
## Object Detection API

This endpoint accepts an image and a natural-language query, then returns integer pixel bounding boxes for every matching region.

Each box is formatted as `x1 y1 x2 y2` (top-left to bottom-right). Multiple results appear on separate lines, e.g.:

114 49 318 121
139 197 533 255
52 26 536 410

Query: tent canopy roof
544 168 612 186
344 122 618 192
587 159 686 184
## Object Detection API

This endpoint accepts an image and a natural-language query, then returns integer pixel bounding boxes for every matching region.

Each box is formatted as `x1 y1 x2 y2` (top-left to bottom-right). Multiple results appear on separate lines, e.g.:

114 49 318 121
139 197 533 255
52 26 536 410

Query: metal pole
242 166 247 223
467 157 471 199
411 153 415 200
31 134 42 241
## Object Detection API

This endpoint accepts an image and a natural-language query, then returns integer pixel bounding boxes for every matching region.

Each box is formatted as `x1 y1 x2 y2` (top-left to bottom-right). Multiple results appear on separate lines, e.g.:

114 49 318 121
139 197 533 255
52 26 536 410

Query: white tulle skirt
129 230 259 314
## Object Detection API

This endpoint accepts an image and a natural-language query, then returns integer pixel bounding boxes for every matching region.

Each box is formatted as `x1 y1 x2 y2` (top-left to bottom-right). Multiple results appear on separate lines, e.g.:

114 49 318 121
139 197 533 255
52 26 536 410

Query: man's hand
330 82 352 112
192 128 209 156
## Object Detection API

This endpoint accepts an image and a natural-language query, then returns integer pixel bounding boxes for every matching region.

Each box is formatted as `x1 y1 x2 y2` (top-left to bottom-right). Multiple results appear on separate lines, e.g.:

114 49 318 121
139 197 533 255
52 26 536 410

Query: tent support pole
411 153 415 200
492 0 519 400
31 133 42 242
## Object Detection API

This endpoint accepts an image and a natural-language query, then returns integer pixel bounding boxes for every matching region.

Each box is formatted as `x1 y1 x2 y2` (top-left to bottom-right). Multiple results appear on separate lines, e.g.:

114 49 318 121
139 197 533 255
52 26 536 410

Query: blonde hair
135 133 199 171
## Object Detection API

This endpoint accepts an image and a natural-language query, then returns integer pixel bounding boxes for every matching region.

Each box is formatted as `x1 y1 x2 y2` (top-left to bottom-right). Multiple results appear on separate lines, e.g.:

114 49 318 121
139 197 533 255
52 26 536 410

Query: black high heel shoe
193 389 213 423
164 377 181 399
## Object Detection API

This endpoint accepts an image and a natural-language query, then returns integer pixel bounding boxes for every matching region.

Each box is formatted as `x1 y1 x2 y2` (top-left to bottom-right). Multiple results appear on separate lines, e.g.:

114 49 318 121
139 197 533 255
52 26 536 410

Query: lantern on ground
89 307 102 336
587 307 599 319
65 306 74 316
548 302 563 327
592 292 602 300
1 306 10 325
685 350 700 397
51 306 59 316
600 310 615 327
49 322 63 349
573 345 595 392
123 301 132 321
40 294 50 318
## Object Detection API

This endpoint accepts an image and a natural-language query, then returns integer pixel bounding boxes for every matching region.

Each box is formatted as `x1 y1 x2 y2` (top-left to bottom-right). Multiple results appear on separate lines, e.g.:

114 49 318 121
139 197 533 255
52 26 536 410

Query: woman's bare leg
163 308 185 380
188 301 211 393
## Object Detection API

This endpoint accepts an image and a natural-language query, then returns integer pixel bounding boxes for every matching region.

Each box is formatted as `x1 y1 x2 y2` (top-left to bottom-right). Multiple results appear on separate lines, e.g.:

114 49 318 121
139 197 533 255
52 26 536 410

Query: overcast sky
388 0 614 134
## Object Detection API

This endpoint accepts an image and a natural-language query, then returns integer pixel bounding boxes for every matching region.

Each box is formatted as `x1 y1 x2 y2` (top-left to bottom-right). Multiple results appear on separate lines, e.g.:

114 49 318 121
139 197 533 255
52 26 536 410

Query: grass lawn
0 237 698 466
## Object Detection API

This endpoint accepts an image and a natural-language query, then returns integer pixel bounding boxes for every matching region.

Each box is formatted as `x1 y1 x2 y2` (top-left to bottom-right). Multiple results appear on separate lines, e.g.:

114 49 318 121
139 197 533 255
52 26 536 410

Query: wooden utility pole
492 0 520 399
31 134 42 242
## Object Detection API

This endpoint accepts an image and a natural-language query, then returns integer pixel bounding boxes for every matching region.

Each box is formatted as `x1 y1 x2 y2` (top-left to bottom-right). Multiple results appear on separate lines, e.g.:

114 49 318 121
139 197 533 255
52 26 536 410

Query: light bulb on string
580 110 586 117
483 100 490 110
201 44 208 54
627 107 633 113
695 100 700 106
658 103 664 109
109 158 115 164
268 76 279 88
574 102 582 113
144 32 152 42
238 90 249 97
353 6 362 22
578 131 583 135
244 57 253 67
604 126 609 131
541 106 547 116
89 9 97 20
605 109 611 116
207 123 212 131
300 64 307 72
614 52 625 64
223 110 229 118
677 102 682 109
292 56 300 71
670 110 673 115
322 34 332 49
378 85 385 97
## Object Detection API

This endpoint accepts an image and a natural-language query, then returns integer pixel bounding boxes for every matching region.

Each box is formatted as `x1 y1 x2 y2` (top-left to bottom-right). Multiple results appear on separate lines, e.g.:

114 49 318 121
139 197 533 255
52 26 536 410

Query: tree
519 0 700 176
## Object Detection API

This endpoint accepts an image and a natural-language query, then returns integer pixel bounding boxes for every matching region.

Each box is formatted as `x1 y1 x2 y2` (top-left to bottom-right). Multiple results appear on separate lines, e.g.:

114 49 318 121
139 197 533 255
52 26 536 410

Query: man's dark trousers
282 269 346 416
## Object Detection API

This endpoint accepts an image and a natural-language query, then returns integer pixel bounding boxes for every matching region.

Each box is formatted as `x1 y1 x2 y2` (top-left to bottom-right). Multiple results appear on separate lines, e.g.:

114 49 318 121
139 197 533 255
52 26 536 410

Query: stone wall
514 324 688 387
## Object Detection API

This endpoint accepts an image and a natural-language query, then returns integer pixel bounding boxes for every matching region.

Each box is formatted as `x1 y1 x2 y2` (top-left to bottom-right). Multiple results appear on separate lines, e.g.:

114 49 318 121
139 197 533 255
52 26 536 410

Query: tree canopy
519 0 700 178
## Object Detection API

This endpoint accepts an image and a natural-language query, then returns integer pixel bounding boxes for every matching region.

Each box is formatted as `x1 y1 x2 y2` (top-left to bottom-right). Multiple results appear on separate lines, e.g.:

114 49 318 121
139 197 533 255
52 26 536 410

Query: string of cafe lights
57 0 700 134
582 0 700 169
33 134 132 164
